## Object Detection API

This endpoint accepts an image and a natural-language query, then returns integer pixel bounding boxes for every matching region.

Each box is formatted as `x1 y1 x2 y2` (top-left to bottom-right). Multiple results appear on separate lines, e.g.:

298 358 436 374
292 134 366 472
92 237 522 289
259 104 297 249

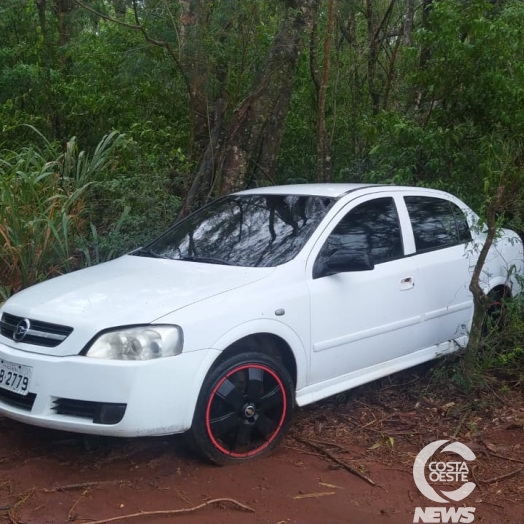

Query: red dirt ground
1 372 523 524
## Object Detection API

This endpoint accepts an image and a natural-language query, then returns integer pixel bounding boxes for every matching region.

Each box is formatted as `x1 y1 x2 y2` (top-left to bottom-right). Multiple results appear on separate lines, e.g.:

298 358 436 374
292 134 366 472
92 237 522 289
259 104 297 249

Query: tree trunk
54 0 74 48
403 0 415 46
179 0 214 162
464 186 505 375
365 0 380 114
36 0 47 35
420 0 433 68
250 88 292 186
365 0 397 115
177 0 318 218
215 0 318 196
314 0 335 182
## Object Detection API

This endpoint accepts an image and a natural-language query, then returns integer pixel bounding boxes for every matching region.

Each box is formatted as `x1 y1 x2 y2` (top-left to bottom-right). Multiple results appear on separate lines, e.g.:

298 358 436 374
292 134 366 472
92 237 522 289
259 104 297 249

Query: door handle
400 276 415 290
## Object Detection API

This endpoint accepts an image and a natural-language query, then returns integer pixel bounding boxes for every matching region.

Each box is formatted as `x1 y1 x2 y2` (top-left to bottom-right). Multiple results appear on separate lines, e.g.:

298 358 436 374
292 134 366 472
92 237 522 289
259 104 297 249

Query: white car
0 184 522 464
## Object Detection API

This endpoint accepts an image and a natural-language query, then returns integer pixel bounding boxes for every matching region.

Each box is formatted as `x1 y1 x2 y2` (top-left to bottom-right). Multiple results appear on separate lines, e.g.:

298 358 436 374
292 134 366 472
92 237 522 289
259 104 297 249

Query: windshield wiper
178 255 232 266
133 247 172 259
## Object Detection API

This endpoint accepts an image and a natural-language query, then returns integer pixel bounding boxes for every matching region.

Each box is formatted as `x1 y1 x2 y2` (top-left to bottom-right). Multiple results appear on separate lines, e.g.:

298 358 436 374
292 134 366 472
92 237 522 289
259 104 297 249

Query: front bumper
0 341 218 437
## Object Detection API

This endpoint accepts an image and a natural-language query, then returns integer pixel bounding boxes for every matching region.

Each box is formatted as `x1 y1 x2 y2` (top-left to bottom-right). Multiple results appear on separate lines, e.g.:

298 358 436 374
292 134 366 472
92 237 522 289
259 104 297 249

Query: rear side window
405 196 472 253
319 197 404 265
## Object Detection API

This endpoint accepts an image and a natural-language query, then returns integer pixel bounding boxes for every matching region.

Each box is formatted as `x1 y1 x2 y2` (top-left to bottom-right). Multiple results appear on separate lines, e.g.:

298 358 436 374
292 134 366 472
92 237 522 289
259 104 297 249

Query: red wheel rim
205 364 287 458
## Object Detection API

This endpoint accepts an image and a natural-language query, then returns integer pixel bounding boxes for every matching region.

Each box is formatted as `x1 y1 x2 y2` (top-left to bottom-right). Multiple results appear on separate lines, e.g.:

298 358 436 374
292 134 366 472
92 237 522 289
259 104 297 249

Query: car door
402 194 477 348
307 194 424 386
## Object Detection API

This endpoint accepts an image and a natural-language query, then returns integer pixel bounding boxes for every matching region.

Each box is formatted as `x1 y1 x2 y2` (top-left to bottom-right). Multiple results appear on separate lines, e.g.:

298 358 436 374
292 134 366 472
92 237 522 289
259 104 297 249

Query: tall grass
0 130 125 300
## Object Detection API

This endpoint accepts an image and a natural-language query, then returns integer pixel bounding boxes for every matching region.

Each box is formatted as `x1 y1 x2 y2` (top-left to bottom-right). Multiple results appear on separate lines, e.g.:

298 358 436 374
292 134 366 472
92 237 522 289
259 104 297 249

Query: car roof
235 183 382 198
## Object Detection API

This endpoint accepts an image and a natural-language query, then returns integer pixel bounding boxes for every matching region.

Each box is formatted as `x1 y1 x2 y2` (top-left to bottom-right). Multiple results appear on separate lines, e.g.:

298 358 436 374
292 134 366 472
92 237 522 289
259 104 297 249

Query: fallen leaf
484 441 498 453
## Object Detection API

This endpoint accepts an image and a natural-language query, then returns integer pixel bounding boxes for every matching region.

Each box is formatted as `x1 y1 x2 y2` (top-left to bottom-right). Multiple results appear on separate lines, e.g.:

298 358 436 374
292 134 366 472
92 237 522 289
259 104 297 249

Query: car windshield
135 194 335 267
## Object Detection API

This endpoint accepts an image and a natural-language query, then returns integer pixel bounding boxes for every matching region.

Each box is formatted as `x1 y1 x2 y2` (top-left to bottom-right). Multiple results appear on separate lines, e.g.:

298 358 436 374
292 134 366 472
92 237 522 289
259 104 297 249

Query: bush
0 129 126 299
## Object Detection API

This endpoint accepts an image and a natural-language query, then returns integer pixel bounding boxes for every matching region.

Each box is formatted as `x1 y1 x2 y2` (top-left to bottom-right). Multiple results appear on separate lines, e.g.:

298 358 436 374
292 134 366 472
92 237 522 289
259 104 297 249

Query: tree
310 0 335 182
464 145 524 376
74 0 319 216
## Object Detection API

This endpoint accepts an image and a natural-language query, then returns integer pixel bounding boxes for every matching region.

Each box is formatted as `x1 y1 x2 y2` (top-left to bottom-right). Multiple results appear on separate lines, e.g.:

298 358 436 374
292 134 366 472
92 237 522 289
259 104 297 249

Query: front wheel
190 352 294 465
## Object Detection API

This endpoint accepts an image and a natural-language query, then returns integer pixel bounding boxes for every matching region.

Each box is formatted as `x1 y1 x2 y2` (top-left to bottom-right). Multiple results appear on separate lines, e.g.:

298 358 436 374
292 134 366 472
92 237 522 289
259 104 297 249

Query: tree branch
74 0 192 97
85 498 255 524
74 0 141 29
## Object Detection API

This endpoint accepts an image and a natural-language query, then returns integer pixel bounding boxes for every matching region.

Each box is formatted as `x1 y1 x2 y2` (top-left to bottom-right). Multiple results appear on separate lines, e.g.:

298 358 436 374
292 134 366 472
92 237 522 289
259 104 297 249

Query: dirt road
1 379 523 524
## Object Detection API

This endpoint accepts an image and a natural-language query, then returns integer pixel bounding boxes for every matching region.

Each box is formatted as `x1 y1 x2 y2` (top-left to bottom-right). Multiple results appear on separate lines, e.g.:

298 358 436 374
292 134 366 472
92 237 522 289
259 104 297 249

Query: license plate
0 359 32 396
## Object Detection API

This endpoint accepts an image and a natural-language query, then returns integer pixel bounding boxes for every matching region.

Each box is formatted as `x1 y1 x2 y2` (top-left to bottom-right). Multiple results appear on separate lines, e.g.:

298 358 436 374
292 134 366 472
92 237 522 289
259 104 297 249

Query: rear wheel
190 351 294 465
483 289 510 336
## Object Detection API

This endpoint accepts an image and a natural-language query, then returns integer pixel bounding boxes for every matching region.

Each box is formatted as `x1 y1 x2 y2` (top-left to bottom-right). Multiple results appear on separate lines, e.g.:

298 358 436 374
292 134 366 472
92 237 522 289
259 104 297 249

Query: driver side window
314 197 404 277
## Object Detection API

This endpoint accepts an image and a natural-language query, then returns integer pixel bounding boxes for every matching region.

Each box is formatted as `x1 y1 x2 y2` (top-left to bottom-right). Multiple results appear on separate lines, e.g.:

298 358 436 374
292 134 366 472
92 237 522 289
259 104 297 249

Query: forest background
1 0 524 329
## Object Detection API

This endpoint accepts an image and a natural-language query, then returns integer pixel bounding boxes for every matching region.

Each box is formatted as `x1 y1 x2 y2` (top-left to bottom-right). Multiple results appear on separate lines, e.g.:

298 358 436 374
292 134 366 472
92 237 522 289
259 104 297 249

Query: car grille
0 388 36 411
52 398 127 425
0 313 73 348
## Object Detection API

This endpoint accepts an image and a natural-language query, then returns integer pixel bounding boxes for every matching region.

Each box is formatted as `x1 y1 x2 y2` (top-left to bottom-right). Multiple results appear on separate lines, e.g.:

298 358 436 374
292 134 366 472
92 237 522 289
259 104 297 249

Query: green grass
0 128 125 299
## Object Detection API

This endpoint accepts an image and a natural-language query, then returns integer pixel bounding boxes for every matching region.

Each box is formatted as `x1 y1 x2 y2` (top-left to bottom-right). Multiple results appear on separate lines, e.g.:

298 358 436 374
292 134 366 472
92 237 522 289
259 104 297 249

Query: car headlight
85 325 183 360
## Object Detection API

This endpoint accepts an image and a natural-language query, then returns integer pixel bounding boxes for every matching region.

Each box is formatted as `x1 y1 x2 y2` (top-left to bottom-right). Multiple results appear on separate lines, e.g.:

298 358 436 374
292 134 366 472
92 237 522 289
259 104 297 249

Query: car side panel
482 228 524 296
156 264 311 390
295 338 461 406
409 245 474 347
306 194 426 385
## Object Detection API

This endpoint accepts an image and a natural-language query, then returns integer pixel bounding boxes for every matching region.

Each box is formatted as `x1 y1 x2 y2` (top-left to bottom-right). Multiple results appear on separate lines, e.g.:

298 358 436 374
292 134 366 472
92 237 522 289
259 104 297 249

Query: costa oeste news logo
413 439 476 523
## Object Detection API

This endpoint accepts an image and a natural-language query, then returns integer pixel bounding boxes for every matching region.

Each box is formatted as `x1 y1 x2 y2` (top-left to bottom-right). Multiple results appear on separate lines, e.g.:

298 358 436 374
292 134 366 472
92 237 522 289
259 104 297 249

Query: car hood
1 255 273 356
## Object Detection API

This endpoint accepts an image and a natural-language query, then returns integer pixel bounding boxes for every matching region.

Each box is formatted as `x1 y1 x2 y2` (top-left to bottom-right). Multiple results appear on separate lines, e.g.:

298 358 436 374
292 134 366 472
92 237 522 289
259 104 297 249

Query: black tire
483 289 509 336
190 351 295 465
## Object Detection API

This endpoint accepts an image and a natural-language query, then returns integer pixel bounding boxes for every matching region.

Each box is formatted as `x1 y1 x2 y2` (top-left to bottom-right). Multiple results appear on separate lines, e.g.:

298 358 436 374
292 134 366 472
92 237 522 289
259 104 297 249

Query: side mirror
324 248 374 275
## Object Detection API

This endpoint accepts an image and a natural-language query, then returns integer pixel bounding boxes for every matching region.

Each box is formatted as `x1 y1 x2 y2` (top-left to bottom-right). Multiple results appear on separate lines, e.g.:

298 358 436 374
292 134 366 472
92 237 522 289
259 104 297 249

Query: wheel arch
485 281 512 300
183 322 306 434
211 333 298 387
210 320 308 390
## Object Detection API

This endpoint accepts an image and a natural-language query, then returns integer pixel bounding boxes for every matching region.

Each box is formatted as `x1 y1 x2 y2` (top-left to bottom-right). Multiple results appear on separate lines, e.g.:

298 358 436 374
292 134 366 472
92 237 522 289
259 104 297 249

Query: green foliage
61 20 190 149
84 137 181 257
366 0 524 200
428 289 524 393
0 129 126 298
480 294 524 384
